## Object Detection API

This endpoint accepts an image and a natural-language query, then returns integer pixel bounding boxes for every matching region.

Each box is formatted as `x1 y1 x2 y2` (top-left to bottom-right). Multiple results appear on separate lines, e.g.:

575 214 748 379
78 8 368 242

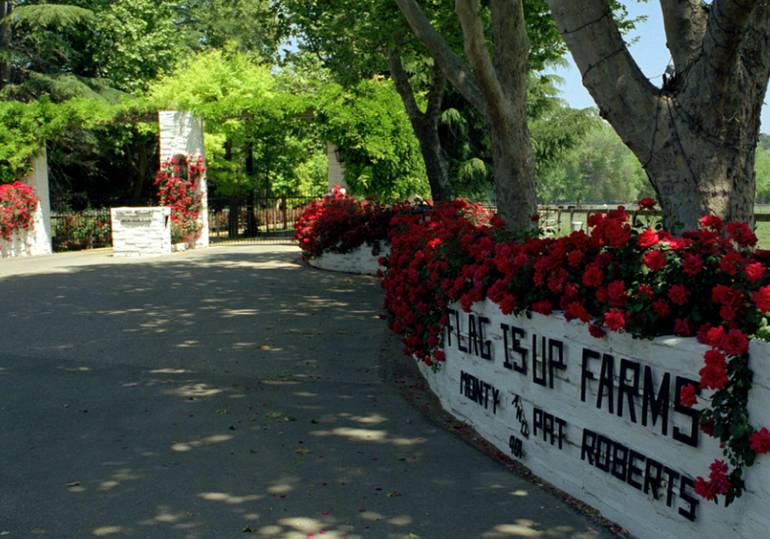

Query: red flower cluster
294 185 406 260
155 155 205 244
0 181 38 241
379 200 769 505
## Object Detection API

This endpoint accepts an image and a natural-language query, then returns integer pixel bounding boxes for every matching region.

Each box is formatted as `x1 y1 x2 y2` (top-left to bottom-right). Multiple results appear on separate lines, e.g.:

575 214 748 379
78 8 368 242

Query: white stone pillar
0 150 52 258
158 111 209 248
27 150 52 256
327 142 349 192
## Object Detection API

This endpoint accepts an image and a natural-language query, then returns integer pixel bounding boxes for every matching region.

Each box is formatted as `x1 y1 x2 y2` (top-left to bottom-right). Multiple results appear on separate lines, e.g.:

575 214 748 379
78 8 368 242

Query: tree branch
546 0 658 158
394 0 485 113
425 61 447 120
702 0 759 75
659 0 707 73
387 47 423 123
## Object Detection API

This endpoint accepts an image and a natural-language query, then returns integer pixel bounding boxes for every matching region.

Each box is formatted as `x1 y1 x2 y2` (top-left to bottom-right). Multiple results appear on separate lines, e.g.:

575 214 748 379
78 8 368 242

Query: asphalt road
0 246 616 539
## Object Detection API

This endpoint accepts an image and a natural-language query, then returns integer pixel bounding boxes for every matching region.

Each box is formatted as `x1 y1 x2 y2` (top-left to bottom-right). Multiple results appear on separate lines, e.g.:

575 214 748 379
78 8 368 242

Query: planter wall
418 298 770 539
307 244 388 275
110 207 172 257
0 152 52 259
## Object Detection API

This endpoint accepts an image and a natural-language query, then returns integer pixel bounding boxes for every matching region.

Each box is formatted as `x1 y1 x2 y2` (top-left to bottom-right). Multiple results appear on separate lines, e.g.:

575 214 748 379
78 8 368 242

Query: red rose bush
380 200 769 505
294 186 406 261
155 155 205 244
0 181 38 241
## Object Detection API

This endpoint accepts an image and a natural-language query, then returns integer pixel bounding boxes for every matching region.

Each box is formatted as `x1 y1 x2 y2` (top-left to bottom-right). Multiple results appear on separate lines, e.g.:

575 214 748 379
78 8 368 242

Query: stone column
327 142 349 193
158 111 209 248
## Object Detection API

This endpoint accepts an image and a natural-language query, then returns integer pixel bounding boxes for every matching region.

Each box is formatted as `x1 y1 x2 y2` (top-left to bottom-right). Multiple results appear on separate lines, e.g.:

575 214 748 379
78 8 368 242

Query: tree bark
547 0 770 230
395 0 537 233
388 50 452 201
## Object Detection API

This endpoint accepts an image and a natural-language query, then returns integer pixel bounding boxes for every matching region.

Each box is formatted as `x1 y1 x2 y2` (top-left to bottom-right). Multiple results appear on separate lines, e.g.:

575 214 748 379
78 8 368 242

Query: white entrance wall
419 298 770 539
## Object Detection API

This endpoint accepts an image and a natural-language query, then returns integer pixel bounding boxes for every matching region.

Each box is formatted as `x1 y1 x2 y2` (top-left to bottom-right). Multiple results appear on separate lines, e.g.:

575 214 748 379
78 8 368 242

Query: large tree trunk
546 0 770 230
0 0 12 91
388 51 452 201
395 0 538 233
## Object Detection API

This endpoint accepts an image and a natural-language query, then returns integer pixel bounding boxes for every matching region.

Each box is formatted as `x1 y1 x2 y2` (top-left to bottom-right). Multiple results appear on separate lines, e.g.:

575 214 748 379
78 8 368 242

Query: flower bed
294 186 404 274
379 199 770 537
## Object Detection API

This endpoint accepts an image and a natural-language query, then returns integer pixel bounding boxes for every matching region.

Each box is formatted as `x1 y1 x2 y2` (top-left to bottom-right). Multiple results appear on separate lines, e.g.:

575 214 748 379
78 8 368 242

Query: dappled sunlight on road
171 433 234 452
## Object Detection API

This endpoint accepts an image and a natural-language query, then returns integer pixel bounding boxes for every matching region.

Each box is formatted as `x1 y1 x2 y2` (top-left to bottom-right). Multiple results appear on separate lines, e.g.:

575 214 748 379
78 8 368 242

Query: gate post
158 111 209 249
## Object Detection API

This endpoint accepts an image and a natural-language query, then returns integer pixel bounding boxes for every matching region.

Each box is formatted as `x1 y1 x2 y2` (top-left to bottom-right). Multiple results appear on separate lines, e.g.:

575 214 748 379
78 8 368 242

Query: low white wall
0 152 52 258
418 298 770 539
110 207 171 257
158 111 208 249
308 244 388 275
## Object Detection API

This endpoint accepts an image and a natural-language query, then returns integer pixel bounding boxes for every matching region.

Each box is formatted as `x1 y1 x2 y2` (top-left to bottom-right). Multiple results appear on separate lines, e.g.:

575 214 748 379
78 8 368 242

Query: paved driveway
0 246 616 539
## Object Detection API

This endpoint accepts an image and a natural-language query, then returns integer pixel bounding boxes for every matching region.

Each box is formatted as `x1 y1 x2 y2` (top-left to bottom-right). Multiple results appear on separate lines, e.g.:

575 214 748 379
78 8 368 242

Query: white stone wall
158 111 209 249
0 151 52 258
110 207 171 257
418 298 770 539
308 244 388 275
326 142 349 192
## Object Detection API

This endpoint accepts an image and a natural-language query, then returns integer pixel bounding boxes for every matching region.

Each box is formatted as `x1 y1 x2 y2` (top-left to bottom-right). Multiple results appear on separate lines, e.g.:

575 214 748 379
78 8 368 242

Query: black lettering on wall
597 354 615 414
596 435 612 472
642 367 670 436
454 309 467 353
446 309 456 347
611 443 629 482
532 335 547 386
511 326 527 374
644 458 663 500
581 429 597 464
581 349 599 402
479 316 492 360
468 314 479 356
626 450 644 491
673 377 700 448
679 475 699 522
618 358 640 423
663 467 680 508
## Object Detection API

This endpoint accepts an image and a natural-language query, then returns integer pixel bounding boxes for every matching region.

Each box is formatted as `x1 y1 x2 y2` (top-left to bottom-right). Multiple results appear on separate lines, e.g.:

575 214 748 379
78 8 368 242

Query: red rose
694 477 718 500
680 383 697 407
604 309 625 332
637 228 659 248
749 427 770 454
637 284 654 300
652 299 670 318
745 262 766 283
720 328 749 356
531 299 553 315
668 284 688 306
433 350 446 362
682 253 703 276
567 250 584 268
582 264 604 288
639 197 656 209
607 280 627 307
752 285 770 313
674 318 693 336
726 222 757 247
530 213 540 222
699 215 724 231
565 301 592 323
643 250 667 271
588 324 606 338
700 360 728 390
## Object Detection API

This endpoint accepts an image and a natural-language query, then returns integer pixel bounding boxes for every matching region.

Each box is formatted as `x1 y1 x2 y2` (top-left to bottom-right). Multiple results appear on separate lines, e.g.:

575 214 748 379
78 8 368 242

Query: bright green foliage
0 96 122 181
537 115 653 204
179 0 281 62
316 78 429 201
93 0 187 93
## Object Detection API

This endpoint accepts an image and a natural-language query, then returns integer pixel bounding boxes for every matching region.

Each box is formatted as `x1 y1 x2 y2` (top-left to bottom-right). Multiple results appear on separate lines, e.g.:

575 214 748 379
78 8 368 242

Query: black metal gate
207 195 316 245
